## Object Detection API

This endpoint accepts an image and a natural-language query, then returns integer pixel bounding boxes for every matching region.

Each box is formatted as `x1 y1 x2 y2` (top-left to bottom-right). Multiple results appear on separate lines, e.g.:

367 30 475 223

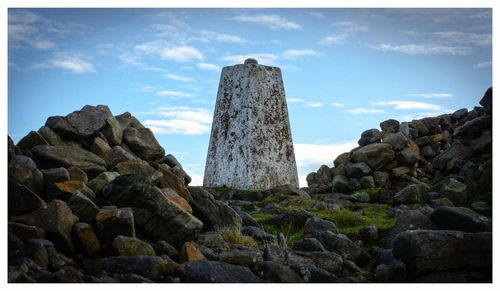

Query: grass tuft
215 225 260 250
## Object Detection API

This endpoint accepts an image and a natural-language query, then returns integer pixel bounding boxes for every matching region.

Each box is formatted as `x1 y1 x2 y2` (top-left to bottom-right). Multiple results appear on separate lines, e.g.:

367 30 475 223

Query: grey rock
67 191 99 224
8 155 44 194
87 171 120 194
112 235 156 256
359 175 375 188
303 216 337 238
8 179 45 216
242 226 276 244
84 255 167 281
383 132 409 151
102 174 203 247
358 128 382 146
262 209 314 229
179 260 266 283
317 231 371 266
346 162 371 178
11 200 78 256
32 145 106 178
188 186 242 230
332 175 350 193
261 261 304 283
393 184 429 205
292 238 326 252
393 230 492 277
291 264 338 283
352 143 395 170
430 206 491 232
73 222 101 257
380 119 400 133
383 209 435 248
123 127 164 161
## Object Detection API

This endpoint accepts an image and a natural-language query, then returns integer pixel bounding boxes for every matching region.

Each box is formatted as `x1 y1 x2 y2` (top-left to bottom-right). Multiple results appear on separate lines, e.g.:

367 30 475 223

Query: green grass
213 186 232 194
248 210 274 221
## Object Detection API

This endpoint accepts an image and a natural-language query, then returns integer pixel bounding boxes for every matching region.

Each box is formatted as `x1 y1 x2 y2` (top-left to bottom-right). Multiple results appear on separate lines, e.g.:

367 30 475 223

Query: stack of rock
8 105 245 283
306 88 492 210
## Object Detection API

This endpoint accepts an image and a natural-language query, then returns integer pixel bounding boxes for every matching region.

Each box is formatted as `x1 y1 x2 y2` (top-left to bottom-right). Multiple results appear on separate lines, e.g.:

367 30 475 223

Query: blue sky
8 8 492 187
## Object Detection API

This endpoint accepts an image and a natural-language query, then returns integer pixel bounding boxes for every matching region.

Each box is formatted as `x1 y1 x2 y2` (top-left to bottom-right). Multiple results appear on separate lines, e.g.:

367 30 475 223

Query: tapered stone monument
203 58 299 190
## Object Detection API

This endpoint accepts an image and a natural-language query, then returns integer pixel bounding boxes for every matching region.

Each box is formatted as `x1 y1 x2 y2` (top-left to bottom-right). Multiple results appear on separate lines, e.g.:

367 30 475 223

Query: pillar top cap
244 58 258 65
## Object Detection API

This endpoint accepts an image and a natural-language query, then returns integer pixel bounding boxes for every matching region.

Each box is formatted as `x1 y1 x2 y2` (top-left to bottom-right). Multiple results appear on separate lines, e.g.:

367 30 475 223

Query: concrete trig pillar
203 58 299 190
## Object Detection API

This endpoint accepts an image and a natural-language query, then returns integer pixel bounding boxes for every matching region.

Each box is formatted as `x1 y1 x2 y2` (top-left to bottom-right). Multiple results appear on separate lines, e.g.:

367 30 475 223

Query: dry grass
215 225 260 250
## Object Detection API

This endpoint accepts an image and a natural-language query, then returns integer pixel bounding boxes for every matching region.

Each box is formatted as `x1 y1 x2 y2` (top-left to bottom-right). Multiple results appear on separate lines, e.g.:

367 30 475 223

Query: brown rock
160 188 192 213
179 242 206 263
96 207 136 249
12 200 78 255
68 166 88 183
73 222 101 257
159 164 192 201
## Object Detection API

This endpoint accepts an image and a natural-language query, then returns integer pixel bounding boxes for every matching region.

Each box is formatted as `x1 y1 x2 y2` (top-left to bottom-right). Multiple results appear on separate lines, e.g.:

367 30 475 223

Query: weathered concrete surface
204 62 299 190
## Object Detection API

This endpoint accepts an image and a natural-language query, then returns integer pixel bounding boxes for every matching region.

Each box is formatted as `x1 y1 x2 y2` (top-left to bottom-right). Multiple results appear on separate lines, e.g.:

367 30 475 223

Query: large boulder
432 142 472 172
439 178 468 206
351 143 395 170
261 261 304 283
122 127 164 162
262 209 314 230
84 255 167 281
317 231 371 267
31 145 106 178
287 251 344 275
16 131 48 153
8 155 44 194
383 209 435 247
73 222 101 257
12 200 78 255
303 217 338 238
67 191 99 224
358 128 382 146
430 207 491 233
393 230 492 277
187 186 242 230
159 165 192 201
393 184 429 205
95 207 136 249
179 260 266 283
331 175 350 193
346 162 371 179
114 159 162 183
8 179 45 216
102 174 203 247
112 236 156 256
382 132 409 151
242 226 276 244
65 105 123 145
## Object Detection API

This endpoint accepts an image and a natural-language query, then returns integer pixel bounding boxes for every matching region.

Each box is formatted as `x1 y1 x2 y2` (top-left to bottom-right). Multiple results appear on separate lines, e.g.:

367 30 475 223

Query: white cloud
156 90 193 98
287 98 305 103
166 74 192 82
161 46 203 62
9 10 85 51
294 141 358 187
306 102 324 108
332 21 368 32
141 106 212 135
370 43 470 56
282 49 321 59
287 98 323 108
408 93 453 98
220 53 278 65
371 101 442 111
200 30 249 44
346 108 385 114
475 61 492 68
32 53 95 73
331 102 345 107
231 14 302 30
320 34 348 45
197 62 220 71
432 31 491 47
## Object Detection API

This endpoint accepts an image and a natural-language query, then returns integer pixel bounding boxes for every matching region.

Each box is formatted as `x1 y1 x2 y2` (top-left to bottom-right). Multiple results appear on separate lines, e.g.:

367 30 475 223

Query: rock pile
8 88 492 283
307 87 492 210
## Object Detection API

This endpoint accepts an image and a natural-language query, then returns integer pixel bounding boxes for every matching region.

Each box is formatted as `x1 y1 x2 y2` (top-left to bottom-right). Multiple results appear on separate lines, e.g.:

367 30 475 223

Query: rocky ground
8 88 492 283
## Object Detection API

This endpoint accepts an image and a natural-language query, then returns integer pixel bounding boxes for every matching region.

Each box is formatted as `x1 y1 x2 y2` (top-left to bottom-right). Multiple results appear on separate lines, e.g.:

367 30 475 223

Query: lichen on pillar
203 58 299 190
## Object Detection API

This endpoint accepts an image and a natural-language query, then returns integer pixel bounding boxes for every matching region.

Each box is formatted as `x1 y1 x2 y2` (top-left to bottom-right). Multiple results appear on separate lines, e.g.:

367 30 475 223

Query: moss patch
311 206 396 240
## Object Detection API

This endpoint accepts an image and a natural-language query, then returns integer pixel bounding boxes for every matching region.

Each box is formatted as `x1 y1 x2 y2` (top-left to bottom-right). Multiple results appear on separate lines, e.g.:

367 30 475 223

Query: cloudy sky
8 8 492 187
